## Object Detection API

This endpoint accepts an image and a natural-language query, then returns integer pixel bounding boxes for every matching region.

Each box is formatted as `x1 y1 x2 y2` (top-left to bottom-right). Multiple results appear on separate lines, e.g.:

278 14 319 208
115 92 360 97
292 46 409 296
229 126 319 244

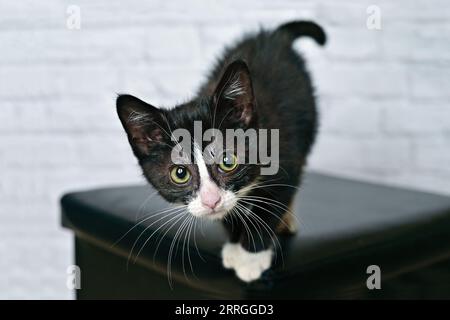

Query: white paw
235 264 265 282
234 249 273 282
222 243 273 282
221 242 241 269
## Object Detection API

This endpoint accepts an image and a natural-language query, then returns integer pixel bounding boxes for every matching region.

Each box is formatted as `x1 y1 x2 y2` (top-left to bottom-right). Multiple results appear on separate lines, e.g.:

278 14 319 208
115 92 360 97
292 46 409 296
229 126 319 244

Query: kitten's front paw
233 247 273 283
221 242 241 269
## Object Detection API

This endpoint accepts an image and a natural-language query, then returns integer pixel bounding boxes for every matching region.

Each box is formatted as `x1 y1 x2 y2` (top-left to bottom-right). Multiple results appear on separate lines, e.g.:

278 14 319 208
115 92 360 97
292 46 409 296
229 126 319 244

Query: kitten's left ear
213 60 256 127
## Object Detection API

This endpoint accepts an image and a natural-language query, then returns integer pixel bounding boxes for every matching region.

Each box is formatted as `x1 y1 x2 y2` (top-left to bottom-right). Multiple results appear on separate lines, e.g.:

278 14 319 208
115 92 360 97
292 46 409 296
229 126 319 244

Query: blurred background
0 0 449 299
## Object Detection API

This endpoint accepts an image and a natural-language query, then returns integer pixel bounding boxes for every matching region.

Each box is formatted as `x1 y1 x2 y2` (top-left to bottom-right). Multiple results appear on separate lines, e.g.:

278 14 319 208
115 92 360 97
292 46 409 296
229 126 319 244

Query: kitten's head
117 60 260 220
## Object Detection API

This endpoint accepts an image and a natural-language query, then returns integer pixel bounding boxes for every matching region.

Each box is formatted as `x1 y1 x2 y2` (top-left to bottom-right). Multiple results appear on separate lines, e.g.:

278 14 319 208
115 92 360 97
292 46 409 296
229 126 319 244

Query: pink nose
200 190 221 210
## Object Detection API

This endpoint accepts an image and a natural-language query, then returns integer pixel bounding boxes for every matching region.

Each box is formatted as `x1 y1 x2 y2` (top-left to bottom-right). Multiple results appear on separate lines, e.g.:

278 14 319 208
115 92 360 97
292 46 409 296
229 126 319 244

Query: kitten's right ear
213 60 256 128
116 94 164 158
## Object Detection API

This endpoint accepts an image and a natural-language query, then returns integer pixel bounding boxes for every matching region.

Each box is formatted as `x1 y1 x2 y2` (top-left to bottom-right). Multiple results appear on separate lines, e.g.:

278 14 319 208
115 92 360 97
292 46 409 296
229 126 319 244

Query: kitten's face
117 61 259 220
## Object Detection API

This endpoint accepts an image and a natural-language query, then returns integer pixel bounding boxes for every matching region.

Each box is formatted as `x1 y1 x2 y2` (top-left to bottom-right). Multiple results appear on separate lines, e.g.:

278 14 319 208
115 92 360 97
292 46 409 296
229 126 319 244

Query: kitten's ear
213 60 256 127
116 94 165 158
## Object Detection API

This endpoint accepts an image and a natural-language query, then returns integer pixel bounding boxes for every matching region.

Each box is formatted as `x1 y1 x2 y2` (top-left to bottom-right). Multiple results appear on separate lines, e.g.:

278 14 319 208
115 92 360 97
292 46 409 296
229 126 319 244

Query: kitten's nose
200 187 221 210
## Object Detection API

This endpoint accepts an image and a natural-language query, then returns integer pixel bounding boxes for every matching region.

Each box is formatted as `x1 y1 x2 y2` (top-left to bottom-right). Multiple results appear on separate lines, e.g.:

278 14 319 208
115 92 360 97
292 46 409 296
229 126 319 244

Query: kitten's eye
170 166 191 184
219 152 238 173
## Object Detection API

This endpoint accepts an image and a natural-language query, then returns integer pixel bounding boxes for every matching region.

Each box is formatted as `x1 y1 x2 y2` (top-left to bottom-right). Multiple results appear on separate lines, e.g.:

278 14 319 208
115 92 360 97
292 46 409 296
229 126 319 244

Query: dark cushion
61 172 450 298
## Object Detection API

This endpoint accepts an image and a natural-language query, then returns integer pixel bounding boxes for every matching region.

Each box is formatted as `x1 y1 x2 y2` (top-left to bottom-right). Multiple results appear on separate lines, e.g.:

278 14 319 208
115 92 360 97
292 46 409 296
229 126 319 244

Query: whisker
235 203 284 267
134 190 160 221
184 216 198 279
167 214 191 287
133 209 186 264
238 195 302 226
231 207 257 252
236 177 286 197
238 199 291 231
233 204 265 252
192 217 205 262
113 205 185 249
150 210 188 263
238 182 303 193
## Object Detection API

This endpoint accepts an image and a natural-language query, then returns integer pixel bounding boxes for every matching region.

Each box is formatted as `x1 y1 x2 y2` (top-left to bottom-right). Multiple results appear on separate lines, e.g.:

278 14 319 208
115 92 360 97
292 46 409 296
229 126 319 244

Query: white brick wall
0 0 449 299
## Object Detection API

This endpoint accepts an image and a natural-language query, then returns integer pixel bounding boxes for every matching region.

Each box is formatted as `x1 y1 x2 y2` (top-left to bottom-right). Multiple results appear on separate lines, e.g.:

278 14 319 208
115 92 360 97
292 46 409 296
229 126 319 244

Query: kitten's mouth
202 202 237 220
205 208 229 220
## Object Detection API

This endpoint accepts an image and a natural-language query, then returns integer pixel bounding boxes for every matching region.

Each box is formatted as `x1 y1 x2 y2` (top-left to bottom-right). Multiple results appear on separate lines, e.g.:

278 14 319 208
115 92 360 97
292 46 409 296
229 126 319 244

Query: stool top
61 172 450 298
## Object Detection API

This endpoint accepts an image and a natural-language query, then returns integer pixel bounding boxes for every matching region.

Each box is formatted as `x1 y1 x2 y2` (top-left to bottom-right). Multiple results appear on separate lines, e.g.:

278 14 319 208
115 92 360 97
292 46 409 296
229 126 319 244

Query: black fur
117 20 325 252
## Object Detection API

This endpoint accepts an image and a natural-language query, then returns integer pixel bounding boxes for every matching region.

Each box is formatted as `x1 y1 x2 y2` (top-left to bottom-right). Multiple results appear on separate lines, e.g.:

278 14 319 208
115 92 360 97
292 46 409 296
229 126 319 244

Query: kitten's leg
221 211 274 281
232 243 273 283
221 218 242 269
221 243 241 269
222 194 294 282
275 202 298 235
231 204 279 282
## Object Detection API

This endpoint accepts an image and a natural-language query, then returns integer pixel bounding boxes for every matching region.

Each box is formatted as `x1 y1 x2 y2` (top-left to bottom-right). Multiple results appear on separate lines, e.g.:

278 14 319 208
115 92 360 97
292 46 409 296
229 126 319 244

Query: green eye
219 152 238 173
170 166 191 184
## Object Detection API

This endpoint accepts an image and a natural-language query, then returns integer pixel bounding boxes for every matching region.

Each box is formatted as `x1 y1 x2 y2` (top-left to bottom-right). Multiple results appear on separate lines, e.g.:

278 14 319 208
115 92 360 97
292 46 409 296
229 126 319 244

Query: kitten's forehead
193 142 210 181
167 99 213 132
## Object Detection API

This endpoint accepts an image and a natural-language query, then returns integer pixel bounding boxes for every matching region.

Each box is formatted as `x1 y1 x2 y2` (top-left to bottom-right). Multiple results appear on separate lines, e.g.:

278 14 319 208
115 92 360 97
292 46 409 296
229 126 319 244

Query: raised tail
275 21 326 46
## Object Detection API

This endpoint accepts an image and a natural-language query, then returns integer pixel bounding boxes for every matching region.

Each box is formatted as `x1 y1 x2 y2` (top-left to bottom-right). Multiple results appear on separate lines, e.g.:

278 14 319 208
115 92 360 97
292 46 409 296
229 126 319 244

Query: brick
314 63 408 98
410 65 450 99
0 99 121 133
316 2 373 27
310 135 411 174
380 22 450 62
0 135 78 168
380 0 450 22
414 136 450 173
120 63 204 105
325 26 380 60
0 28 148 65
384 102 450 134
76 1 234 27
0 0 65 30
143 25 202 62
319 97 384 136
0 166 141 201
0 64 121 99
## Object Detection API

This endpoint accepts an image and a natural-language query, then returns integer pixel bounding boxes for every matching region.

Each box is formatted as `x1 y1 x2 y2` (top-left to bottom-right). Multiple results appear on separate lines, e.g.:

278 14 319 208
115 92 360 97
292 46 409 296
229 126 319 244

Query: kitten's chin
204 209 230 221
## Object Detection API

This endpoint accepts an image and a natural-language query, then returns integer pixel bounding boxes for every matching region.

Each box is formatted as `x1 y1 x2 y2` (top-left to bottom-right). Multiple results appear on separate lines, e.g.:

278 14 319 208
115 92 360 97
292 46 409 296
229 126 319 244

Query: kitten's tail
275 21 326 46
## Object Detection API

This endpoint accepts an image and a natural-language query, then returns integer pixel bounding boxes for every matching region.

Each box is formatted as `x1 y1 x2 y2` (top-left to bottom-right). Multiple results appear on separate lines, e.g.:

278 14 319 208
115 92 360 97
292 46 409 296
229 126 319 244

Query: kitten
117 21 326 282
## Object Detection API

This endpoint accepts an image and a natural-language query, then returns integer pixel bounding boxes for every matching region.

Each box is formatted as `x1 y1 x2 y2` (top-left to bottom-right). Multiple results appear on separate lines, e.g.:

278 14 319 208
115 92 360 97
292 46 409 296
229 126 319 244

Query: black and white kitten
117 21 326 282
